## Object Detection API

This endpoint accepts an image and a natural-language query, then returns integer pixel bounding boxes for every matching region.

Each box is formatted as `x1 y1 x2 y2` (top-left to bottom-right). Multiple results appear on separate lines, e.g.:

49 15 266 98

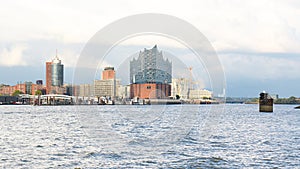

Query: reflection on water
0 104 299 168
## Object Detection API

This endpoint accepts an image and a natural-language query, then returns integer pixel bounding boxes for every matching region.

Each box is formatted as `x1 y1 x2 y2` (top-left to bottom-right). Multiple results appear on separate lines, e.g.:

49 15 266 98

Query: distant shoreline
1 103 300 106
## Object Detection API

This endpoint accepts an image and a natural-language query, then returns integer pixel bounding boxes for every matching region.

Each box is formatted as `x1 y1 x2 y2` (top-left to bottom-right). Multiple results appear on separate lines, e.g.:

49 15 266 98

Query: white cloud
0 44 28 66
1 0 300 53
1 0 300 69
59 49 80 68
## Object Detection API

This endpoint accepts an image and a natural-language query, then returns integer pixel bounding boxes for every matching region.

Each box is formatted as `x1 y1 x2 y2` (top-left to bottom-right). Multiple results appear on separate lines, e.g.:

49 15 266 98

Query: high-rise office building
130 45 172 99
45 52 64 94
51 56 64 87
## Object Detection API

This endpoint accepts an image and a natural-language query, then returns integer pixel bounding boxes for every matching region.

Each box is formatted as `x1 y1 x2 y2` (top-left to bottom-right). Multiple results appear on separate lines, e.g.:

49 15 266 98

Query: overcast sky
0 0 299 97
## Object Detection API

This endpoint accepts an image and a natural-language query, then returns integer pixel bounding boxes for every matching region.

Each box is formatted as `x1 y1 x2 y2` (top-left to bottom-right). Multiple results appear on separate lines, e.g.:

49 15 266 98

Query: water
0 104 299 168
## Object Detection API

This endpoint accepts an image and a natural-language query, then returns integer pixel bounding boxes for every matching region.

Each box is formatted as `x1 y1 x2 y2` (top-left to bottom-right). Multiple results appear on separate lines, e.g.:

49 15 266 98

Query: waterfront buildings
0 47 215 103
130 45 172 99
78 84 94 97
118 85 131 99
45 53 64 94
189 89 212 99
0 80 45 96
171 78 212 99
94 67 119 99
171 78 189 99
74 67 120 99
32 80 45 94
0 85 14 95
94 80 119 98
0 51 67 96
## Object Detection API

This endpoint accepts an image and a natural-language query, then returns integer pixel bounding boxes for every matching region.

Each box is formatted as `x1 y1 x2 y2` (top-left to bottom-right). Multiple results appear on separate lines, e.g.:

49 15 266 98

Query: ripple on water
0 105 299 168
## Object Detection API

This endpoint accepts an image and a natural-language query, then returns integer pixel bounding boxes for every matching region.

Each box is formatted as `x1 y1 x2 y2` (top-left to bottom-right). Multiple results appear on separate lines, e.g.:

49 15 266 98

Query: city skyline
1 1 300 97
0 44 214 102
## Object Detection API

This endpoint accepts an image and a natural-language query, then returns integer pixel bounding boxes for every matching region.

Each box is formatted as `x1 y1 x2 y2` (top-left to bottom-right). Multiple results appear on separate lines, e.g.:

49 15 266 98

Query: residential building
0 81 45 96
0 85 14 95
14 83 26 94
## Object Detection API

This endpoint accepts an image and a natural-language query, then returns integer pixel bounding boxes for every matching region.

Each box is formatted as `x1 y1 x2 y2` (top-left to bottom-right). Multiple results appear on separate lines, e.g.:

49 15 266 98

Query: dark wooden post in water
259 92 273 112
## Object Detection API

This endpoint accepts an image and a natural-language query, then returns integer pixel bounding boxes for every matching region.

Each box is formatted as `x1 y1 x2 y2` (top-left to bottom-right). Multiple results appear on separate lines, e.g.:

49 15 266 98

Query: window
147 86 151 89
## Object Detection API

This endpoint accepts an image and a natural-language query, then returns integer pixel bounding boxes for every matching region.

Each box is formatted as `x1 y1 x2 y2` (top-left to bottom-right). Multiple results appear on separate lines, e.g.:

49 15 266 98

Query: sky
0 0 299 97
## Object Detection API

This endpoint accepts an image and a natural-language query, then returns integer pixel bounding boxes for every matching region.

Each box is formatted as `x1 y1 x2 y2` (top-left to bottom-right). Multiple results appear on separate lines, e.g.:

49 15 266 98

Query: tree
274 96 300 104
34 90 42 106
176 94 180 100
35 90 42 95
287 96 297 104
12 90 23 96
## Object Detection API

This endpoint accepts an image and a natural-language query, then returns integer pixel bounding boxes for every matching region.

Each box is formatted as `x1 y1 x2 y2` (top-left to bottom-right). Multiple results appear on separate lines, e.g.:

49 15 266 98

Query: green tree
35 90 42 95
275 96 300 104
176 94 180 100
287 96 297 104
12 90 23 96
251 98 259 102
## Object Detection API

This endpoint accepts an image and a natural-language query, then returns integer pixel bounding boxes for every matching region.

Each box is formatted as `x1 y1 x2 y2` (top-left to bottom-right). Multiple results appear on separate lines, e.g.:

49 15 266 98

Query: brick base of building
130 83 171 99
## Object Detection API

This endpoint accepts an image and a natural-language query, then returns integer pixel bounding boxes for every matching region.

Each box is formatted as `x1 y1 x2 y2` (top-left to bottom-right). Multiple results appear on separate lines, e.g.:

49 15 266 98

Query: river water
0 104 299 168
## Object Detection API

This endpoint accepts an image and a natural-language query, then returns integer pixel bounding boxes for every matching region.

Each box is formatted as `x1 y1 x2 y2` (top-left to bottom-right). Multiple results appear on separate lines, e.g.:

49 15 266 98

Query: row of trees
9 90 42 96
274 96 300 104
229 96 300 104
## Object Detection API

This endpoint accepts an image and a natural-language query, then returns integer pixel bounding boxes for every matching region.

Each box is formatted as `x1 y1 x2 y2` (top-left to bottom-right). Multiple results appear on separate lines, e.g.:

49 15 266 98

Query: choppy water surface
0 104 299 168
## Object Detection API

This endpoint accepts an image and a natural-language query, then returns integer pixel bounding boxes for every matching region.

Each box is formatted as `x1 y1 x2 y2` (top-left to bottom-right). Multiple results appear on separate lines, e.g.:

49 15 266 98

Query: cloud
0 44 28 66
0 0 299 96
219 52 300 80
0 40 84 68
59 49 80 68
1 0 300 53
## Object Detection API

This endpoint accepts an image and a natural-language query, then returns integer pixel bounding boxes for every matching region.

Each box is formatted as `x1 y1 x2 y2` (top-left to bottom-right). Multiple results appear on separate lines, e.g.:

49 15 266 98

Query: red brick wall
102 69 115 80
0 86 14 95
130 83 171 99
14 84 26 94
31 84 43 95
